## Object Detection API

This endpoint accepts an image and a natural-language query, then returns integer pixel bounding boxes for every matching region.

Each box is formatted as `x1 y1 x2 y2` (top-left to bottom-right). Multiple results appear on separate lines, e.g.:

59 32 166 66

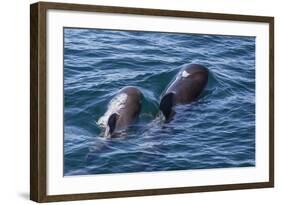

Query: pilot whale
159 64 208 122
97 86 142 137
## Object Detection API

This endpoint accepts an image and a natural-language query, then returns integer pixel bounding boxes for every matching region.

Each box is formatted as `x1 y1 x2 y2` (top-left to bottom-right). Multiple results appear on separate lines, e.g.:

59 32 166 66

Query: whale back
103 86 142 137
114 87 142 131
160 64 208 121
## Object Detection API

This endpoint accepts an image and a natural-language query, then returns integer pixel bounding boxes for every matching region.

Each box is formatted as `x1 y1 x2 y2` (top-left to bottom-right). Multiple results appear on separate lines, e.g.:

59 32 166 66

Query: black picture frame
30 1 274 202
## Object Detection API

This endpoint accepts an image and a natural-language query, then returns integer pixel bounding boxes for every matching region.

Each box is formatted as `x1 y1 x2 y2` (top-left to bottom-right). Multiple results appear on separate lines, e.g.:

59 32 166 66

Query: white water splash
97 93 128 128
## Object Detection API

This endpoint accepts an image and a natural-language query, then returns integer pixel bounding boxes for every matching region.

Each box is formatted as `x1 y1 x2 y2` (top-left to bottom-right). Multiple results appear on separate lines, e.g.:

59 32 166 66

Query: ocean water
63 28 255 176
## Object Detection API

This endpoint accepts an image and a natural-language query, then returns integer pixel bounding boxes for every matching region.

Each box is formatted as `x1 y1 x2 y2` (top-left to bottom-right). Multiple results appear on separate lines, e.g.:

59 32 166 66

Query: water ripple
63 28 255 176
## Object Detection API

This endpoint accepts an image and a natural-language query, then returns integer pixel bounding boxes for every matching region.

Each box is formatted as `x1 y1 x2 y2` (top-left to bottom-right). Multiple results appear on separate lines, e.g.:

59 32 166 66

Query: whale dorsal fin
107 113 120 135
160 93 175 122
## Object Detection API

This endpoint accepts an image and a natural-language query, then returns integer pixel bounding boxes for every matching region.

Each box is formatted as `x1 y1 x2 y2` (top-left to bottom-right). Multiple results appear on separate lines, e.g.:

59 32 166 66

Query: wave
63 28 256 176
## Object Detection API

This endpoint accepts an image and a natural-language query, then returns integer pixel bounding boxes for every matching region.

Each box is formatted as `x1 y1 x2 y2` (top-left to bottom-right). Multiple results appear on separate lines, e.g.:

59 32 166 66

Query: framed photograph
30 1 274 202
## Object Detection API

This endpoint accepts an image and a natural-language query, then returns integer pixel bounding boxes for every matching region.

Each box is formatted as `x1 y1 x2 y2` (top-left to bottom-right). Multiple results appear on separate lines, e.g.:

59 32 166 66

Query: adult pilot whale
159 64 209 122
97 86 142 138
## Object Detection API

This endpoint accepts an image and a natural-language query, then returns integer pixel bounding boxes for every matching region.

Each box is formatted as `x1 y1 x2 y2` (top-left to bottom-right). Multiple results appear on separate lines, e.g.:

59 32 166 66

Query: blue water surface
63 28 255 176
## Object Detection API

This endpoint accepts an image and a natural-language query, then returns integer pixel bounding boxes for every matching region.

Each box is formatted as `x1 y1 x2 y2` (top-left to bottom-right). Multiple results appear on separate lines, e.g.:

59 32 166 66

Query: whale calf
160 64 208 122
97 86 142 137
